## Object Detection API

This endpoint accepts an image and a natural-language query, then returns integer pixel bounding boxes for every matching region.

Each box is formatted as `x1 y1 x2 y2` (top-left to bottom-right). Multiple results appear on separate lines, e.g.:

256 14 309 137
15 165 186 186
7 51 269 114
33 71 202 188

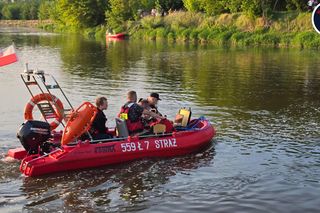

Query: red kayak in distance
106 32 127 40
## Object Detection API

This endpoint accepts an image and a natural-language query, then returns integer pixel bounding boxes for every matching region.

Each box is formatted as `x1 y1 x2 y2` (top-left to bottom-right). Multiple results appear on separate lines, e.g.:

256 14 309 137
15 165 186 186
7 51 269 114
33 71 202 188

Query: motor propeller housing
17 120 51 154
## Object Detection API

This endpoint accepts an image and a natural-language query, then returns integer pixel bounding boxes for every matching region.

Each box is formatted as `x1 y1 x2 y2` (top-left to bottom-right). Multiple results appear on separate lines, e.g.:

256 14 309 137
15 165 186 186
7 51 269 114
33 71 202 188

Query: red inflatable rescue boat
7 70 216 177
8 101 215 177
17 118 214 177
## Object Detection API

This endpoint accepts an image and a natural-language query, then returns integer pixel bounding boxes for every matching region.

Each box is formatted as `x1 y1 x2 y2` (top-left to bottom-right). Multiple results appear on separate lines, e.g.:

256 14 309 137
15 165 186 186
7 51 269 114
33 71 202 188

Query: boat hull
11 119 215 177
106 33 127 40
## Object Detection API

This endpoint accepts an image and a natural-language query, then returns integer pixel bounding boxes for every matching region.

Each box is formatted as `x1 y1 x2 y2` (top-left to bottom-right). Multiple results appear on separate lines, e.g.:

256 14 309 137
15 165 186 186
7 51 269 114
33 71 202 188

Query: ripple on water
1 34 320 212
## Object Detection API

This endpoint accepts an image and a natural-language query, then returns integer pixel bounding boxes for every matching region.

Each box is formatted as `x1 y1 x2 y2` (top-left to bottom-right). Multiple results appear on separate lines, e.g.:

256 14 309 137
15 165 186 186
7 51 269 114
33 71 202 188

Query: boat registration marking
120 138 177 152
121 142 139 152
155 138 177 149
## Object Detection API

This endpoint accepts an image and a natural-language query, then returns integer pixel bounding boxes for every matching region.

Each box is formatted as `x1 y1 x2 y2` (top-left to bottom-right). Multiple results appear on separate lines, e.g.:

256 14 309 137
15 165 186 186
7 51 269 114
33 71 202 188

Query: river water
0 28 320 212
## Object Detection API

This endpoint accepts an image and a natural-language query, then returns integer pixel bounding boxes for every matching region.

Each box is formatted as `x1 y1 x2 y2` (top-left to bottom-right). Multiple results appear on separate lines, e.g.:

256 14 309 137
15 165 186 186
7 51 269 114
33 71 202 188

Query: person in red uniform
119 91 164 135
89 96 113 140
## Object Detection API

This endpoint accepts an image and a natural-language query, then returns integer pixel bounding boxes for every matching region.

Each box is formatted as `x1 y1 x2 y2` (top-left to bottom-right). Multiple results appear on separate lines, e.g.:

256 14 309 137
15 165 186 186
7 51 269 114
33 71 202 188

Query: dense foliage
53 0 108 29
0 0 311 34
0 0 40 20
0 0 316 48
182 0 308 17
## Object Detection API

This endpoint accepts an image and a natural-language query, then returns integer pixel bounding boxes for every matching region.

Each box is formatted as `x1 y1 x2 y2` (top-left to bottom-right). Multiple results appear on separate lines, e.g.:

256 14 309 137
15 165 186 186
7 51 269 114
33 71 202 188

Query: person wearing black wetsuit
90 96 113 140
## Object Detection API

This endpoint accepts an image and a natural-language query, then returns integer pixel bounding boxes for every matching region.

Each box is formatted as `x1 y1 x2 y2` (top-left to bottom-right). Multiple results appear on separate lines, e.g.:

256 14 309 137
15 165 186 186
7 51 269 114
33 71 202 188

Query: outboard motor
17 120 51 154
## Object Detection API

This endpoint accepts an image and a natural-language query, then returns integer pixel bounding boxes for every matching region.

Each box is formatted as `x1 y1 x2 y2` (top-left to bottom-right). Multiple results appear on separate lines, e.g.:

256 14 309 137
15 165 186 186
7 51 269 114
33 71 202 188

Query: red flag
0 45 18 67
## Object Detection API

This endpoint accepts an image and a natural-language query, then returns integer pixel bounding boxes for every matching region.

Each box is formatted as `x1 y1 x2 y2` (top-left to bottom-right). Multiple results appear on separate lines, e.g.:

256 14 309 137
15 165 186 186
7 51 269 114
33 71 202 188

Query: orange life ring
61 102 97 145
24 93 64 130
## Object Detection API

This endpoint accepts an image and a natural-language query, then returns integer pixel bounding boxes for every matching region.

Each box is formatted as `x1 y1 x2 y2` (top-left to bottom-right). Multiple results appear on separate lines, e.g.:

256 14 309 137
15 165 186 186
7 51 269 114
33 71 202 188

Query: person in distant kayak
119 91 164 135
89 96 113 140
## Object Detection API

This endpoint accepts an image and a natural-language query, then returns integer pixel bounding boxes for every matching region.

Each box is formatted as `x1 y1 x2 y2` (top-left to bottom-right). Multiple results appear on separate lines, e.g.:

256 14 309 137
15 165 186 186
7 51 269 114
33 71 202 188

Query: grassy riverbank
126 11 320 49
2 11 319 49
0 19 107 41
0 19 53 28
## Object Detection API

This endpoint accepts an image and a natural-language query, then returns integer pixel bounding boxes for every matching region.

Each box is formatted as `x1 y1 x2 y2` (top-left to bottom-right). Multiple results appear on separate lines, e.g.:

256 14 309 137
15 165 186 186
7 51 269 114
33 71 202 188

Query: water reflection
20 144 214 212
4 33 320 113
1 29 320 213
57 38 320 113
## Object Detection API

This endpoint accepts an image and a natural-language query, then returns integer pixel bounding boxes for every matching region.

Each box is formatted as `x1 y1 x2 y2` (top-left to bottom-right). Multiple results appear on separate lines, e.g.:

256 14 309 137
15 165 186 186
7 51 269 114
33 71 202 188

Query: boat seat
174 108 192 127
115 118 129 138
153 124 166 134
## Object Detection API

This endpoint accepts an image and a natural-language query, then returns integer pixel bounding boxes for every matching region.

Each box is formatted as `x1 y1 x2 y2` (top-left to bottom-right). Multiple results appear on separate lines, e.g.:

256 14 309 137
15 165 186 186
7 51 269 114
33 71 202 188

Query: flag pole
12 41 23 69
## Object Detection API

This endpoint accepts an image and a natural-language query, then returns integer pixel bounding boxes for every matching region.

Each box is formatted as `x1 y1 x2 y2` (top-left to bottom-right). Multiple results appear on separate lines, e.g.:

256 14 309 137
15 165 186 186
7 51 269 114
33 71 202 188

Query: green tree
226 0 242 13
38 1 53 20
155 0 183 12
20 1 39 20
54 0 108 29
106 0 141 32
200 0 227 15
241 0 262 17
183 0 202 12
285 0 306 11
0 2 3 19
1 4 21 20
106 0 129 32
140 0 155 11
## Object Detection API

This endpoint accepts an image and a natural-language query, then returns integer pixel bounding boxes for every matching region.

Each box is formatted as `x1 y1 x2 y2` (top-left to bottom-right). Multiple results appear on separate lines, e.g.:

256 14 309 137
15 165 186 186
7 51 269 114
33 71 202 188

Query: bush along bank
128 11 320 49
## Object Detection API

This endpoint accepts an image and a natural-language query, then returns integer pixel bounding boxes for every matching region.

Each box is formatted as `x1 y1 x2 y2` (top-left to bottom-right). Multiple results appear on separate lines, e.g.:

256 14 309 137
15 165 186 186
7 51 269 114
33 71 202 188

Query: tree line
0 0 311 29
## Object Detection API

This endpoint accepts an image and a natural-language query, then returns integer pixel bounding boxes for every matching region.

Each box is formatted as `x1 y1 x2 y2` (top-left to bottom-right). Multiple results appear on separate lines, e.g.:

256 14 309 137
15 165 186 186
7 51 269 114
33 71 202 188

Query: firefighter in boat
89 96 113 139
119 91 165 135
